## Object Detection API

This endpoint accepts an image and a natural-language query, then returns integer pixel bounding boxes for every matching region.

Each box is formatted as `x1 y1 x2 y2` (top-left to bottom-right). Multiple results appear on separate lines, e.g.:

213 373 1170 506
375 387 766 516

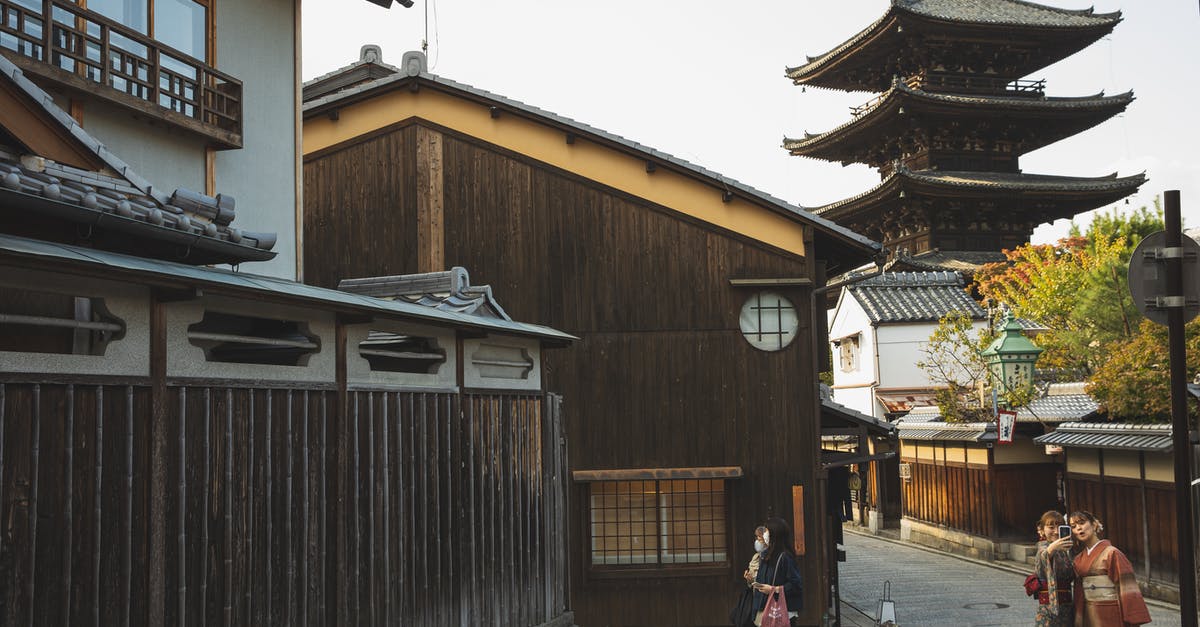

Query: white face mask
754 540 767 553
763 530 771 546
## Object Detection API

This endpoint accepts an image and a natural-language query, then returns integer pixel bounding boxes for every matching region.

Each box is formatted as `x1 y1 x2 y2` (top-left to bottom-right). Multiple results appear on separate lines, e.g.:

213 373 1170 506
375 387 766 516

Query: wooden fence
900 459 1059 538
1066 474 1178 585
0 380 569 626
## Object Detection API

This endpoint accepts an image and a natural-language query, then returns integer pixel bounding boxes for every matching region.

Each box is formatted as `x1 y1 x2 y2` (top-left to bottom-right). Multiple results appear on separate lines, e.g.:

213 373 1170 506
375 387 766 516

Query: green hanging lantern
980 311 1043 405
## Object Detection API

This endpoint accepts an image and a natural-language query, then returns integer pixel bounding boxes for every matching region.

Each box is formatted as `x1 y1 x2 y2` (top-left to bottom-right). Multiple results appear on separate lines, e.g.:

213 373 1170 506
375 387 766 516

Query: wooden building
784 0 1144 269
301 49 882 625
0 4 583 625
895 384 1099 559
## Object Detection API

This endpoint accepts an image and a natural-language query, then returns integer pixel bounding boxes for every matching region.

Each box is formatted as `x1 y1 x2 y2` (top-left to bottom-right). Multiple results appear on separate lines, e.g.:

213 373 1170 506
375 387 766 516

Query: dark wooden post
1164 191 1197 625
147 291 168 626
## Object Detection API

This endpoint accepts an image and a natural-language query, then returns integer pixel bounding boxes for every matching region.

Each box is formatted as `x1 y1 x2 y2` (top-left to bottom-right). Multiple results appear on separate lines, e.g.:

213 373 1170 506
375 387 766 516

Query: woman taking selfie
1066 510 1150 626
1035 510 1075 626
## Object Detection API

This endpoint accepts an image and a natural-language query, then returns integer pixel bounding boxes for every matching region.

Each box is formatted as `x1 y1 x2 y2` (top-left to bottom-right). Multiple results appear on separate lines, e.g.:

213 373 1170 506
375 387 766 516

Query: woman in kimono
1036 510 1076 626
1068 511 1151 626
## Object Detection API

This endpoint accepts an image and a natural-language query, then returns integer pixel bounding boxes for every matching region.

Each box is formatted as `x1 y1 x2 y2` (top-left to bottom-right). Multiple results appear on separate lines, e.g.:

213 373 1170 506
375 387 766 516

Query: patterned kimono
1072 540 1151 626
1035 540 1075 626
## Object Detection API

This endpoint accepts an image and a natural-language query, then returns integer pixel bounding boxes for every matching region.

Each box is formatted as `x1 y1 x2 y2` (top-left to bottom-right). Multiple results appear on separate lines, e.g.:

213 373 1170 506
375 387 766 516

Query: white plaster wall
214 0 298 280
463 337 543 391
81 103 207 194
874 319 989 391
165 295 335 383
0 267 150 377
827 291 879 416
345 320 458 391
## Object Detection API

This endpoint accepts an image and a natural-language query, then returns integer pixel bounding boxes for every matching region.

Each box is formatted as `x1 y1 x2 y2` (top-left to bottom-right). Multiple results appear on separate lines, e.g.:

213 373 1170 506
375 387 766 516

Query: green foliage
966 202 1188 422
1087 319 1200 422
973 204 1163 378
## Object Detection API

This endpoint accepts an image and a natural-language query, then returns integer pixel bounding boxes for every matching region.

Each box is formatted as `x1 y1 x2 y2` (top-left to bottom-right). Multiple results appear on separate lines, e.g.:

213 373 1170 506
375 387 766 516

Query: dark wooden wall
1067 472 1178 585
901 450 1059 539
0 379 568 626
304 121 825 626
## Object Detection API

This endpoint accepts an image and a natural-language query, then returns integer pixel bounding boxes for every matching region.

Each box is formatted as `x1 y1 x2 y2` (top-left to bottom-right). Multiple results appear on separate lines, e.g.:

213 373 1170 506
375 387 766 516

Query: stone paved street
835 529 1183 627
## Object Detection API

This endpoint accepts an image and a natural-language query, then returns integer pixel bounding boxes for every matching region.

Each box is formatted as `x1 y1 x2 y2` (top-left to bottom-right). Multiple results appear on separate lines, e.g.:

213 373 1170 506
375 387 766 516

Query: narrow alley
836 529 1183 627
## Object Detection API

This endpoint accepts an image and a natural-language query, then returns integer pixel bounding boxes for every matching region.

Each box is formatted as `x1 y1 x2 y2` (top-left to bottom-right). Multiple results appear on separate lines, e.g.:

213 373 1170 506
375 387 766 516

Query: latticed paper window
739 292 798 352
589 479 727 567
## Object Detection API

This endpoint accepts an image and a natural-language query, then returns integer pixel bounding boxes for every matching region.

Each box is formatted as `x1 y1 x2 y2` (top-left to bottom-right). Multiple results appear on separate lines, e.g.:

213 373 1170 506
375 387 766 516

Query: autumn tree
972 204 1163 378
1086 318 1200 422
916 311 994 422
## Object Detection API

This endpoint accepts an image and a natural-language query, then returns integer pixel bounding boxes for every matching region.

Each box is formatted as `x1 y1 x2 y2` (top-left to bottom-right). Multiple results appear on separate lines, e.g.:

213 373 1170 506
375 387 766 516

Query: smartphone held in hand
1058 525 1071 539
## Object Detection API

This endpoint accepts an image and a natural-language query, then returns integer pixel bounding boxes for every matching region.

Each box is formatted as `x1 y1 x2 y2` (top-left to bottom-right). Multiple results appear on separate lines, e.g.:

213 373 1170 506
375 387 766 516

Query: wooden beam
0 79 103 170
570 466 743 481
415 125 445 273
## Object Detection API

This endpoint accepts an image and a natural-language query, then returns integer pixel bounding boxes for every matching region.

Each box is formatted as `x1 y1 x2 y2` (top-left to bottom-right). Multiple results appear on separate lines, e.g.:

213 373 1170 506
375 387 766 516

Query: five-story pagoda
785 0 1145 265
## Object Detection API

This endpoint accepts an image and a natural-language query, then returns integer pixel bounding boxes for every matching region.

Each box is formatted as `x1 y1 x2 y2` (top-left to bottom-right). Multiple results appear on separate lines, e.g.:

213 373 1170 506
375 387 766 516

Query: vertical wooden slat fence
0 376 570 626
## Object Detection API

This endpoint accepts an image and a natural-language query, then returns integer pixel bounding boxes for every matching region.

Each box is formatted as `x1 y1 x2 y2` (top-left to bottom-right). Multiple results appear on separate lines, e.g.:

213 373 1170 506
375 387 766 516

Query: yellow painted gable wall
304 87 808 257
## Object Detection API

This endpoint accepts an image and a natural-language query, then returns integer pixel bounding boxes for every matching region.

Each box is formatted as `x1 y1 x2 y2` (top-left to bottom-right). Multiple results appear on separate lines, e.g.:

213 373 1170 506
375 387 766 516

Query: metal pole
1165 189 1197 626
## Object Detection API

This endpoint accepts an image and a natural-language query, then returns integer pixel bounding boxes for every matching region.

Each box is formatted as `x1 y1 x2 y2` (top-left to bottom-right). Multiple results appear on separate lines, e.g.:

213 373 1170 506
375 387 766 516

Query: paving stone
836 528 1184 627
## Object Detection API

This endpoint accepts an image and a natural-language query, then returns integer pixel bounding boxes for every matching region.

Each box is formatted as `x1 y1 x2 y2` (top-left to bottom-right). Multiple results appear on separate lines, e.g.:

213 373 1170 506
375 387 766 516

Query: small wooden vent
0 287 124 355
187 311 319 366
358 331 446 374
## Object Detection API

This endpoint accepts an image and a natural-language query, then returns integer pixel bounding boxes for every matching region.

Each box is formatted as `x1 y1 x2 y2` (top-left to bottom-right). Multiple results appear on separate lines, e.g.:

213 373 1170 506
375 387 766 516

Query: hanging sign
997 409 1017 444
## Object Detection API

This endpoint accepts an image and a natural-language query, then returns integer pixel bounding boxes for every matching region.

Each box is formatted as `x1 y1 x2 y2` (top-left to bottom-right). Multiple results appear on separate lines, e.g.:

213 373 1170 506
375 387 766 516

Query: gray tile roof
884 250 1007 274
896 420 996 442
821 397 896 436
896 0 1121 27
847 271 986 323
787 0 1120 82
1033 422 1172 452
812 164 1147 216
338 267 512 320
784 81 1134 155
0 54 276 264
0 233 576 344
899 406 944 423
1015 392 1099 422
302 51 882 267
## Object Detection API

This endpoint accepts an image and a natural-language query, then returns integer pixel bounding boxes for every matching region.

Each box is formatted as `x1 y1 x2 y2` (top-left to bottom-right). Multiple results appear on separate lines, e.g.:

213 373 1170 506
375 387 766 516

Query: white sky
302 1 1200 245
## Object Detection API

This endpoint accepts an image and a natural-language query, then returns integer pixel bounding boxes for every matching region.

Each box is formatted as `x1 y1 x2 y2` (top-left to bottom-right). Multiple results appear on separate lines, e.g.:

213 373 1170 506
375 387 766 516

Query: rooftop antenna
420 0 439 68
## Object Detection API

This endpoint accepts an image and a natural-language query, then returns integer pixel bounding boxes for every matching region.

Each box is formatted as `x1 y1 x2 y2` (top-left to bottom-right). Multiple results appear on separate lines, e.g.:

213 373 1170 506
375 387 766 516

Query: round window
739 292 799 352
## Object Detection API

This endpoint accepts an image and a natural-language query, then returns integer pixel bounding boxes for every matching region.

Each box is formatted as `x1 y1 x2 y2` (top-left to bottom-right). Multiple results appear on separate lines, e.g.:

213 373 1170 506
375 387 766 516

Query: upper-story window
0 0 239 145
838 334 860 372
88 0 209 61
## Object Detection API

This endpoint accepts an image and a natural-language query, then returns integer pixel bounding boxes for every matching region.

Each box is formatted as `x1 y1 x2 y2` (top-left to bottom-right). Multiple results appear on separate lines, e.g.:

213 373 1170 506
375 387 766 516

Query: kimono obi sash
1081 575 1118 602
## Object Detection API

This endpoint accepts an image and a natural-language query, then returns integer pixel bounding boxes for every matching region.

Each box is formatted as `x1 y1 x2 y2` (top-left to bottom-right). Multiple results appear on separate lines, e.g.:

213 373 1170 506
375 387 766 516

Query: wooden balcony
0 0 242 148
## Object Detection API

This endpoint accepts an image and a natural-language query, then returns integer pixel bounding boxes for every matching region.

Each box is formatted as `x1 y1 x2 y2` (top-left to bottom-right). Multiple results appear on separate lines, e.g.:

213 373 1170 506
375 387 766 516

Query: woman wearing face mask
1067 510 1150 626
750 517 803 626
743 526 769 586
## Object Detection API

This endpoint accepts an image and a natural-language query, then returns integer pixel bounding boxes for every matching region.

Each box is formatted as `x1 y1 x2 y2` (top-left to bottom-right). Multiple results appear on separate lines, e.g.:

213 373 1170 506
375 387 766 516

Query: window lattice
589 479 727 567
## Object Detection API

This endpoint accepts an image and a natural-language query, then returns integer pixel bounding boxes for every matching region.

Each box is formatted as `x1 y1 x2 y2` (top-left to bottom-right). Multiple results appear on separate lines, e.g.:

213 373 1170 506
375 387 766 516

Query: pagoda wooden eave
813 166 1147 224
786 1 1121 92
783 82 1134 164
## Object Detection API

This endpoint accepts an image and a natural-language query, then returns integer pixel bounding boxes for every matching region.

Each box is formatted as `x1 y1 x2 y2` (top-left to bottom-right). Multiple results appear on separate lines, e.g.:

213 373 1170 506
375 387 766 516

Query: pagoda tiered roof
786 0 1122 92
784 81 1134 167
814 165 1146 221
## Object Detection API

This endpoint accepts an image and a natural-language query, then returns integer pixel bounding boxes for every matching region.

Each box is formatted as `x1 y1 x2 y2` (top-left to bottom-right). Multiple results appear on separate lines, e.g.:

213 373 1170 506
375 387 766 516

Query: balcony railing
850 75 1048 117
0 0 242 147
